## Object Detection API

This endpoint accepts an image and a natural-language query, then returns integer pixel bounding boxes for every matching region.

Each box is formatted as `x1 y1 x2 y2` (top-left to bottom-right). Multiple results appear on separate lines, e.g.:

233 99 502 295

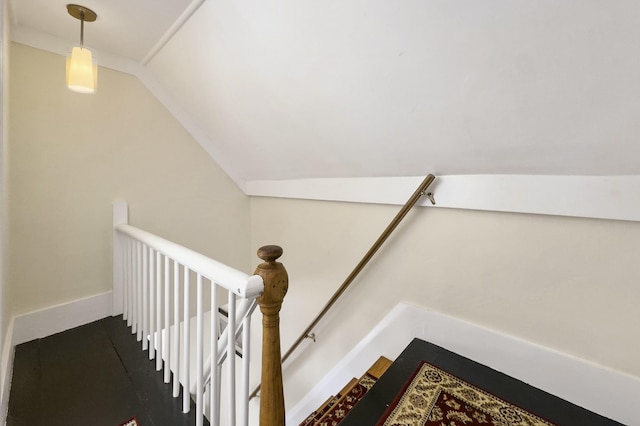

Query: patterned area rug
376 362 556 426
118 418 139 426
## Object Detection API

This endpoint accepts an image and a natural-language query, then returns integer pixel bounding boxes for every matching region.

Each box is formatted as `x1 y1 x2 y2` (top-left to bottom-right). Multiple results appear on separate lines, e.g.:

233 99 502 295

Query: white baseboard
11 291 113 346
0 291 114 425
0 317 15 426
286 302 639 425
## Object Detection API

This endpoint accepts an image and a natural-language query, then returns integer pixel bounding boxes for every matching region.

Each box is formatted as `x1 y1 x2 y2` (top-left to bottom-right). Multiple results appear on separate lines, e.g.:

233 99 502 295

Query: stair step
299 396 338 426
299 356 392 426
313 379 360 426
366 356 392 380
298 378 357 426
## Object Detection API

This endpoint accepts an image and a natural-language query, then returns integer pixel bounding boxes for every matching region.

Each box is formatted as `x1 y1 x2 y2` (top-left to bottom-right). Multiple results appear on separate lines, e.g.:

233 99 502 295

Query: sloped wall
249 196 640 410
7 42 251 317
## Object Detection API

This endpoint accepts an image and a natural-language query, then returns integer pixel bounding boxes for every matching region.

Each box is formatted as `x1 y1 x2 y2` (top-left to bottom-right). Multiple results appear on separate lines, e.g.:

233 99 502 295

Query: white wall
249 196 640 410
7 42 251 318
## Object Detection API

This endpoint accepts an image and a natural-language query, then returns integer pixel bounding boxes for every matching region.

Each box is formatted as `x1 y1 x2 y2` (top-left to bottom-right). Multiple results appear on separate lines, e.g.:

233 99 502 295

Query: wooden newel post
255 245 288 426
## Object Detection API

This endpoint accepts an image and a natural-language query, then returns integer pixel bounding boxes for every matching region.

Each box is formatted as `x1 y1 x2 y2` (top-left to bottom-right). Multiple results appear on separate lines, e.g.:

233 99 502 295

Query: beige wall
1 0 9 372
250 196 640 407
7 42 250 317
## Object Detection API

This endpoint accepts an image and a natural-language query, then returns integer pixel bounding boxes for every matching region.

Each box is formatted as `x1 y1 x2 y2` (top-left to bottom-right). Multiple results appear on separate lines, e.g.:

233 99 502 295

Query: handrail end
244 274 265 299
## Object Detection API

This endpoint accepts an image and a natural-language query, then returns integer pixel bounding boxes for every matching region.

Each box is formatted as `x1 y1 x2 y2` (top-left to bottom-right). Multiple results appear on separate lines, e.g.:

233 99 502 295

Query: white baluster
164 254 170 382
127 238 133 327
156 250 162 370
122 237 128 322
241 304 252 426
210 281 219 424
183 267 191 414
134 240 141 337
196 273 204 426
173 260 181 398
227 292 237 426
141 243 148 347
149 247 155 359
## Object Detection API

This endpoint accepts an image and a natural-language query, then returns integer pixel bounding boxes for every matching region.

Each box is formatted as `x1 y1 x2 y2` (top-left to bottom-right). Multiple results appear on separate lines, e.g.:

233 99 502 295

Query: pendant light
66 4 98 94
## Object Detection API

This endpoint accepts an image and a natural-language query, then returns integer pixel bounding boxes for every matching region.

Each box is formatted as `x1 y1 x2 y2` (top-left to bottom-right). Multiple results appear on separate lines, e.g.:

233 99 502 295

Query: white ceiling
10 0 640 187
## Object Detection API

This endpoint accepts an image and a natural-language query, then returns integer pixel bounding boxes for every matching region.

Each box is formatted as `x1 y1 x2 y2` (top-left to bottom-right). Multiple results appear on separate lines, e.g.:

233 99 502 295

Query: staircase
298 339 624 426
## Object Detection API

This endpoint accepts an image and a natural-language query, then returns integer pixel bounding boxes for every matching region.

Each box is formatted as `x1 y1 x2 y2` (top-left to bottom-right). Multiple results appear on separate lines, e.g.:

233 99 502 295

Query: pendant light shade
66 4 98 94
66 47 97 93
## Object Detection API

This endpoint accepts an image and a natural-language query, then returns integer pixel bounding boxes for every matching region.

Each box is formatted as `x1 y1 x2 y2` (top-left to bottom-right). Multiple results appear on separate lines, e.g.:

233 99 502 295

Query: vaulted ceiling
10 0 640 189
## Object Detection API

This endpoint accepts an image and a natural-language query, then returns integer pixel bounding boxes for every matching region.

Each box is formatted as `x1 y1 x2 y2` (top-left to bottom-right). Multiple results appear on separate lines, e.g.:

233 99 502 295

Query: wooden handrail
249 174 436 401
254 245 289 426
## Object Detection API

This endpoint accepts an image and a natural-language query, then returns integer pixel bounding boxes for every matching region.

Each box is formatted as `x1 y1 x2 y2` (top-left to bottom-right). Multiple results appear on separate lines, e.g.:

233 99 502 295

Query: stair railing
113 201 288 426
249 174 436 400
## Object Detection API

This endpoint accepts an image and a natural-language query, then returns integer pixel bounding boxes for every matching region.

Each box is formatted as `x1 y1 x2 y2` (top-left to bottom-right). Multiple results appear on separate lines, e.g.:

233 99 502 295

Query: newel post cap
255 245 288 306
257 245 283 263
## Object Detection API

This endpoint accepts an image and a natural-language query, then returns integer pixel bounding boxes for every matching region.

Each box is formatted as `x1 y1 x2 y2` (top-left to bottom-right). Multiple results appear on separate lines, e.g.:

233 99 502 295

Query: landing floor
7 315 207 426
